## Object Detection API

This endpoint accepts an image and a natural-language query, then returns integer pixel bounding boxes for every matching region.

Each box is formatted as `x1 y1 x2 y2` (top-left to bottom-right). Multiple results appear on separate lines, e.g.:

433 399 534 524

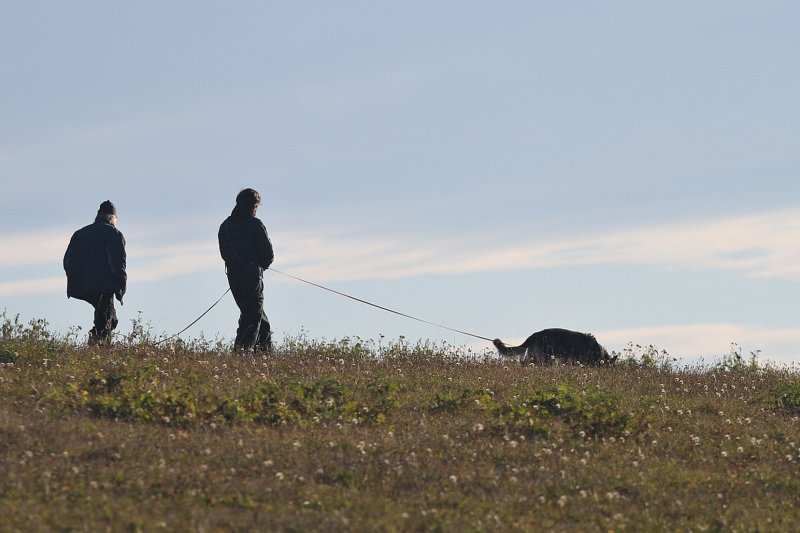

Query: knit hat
98 200 117 216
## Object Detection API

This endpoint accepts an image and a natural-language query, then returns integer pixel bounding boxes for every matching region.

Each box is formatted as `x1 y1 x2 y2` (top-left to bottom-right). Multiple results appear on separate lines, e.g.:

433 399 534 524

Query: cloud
3 207 800 296
597 323 800 364
0 230 70 267
0 276 64 296
275 207 800 282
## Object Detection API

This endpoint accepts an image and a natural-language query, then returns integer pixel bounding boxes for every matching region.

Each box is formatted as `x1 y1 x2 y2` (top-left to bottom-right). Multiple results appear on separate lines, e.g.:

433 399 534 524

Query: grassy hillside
2 313 800 532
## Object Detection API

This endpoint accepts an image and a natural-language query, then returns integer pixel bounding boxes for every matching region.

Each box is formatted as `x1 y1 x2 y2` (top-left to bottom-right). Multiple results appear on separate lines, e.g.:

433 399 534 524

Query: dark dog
493 328 616 365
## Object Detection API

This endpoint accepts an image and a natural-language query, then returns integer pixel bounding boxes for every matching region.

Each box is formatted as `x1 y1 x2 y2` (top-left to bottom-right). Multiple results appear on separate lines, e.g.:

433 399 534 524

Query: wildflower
721 451 728 458
275 472 284 481
449 475 458 484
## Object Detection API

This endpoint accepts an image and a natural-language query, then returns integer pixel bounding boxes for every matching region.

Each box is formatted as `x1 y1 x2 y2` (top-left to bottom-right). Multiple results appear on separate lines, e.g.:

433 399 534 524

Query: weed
2 315 800 531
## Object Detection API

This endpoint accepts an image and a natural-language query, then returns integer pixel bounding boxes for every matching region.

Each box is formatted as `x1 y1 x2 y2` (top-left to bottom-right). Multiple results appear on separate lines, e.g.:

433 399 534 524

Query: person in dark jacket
218 188 275 352
63 200 127 345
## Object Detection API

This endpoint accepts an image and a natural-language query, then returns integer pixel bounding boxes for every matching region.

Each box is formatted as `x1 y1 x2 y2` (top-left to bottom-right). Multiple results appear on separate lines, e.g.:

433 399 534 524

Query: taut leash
268 267 494 343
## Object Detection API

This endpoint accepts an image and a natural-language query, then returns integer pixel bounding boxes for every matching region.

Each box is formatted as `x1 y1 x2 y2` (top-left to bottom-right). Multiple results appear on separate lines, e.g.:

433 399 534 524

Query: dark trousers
77 293 118 343
228 274 271 351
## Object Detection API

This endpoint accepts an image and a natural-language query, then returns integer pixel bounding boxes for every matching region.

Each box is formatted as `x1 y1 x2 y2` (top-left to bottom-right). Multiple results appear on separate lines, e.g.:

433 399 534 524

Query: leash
268 267 494 342
153 287 231 345
147 268 494 345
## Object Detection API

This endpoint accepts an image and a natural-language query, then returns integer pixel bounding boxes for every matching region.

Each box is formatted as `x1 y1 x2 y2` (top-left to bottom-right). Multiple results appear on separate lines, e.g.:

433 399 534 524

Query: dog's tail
493 338 508 354
493 338 525 357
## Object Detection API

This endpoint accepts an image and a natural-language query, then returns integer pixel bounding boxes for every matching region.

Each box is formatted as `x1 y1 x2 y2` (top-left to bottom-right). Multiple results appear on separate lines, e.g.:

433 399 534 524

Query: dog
493 328 616 365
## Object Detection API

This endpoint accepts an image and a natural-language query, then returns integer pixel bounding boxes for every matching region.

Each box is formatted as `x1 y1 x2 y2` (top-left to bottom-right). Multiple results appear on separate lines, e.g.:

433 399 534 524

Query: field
2 313 800 532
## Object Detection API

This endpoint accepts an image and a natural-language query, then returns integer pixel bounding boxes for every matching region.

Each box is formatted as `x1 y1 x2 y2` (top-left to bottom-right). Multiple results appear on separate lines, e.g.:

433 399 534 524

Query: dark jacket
63 217 127 301
218 205 274 277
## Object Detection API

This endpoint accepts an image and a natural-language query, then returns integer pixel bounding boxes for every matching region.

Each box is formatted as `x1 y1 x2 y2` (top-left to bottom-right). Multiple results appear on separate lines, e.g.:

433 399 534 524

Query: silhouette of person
218 189 274 352
63 200 127 345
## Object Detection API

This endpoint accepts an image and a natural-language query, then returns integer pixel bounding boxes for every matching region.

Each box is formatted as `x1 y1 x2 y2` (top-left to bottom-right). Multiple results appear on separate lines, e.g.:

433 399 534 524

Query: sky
1 1 799 364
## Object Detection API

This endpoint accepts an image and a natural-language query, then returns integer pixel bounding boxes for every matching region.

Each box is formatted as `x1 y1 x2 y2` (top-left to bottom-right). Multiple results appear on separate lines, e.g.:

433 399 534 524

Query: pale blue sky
2 2 799 362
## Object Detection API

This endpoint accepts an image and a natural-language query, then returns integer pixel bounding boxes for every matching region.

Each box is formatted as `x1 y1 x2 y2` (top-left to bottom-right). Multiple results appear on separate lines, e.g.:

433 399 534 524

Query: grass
2 312 800 532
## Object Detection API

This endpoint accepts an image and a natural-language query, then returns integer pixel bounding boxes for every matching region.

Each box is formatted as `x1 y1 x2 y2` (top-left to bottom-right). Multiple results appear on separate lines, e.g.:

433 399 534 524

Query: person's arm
108 231 127 302
63 234 74 273
218 220 232 265
255 220 274 269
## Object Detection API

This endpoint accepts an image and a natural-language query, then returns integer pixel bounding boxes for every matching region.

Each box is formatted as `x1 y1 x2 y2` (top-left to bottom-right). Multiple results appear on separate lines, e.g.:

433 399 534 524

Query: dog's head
597 347 617 364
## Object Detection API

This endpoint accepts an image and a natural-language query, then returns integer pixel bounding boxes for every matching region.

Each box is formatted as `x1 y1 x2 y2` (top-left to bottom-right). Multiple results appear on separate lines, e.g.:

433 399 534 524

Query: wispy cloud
0 230 71 267
277 207 800 282
598 323 800 364
3 207 800 296
0 276 64 296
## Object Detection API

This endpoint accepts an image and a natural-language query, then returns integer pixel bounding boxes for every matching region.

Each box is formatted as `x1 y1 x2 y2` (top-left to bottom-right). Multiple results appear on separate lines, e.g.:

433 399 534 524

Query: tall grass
1 311 799 531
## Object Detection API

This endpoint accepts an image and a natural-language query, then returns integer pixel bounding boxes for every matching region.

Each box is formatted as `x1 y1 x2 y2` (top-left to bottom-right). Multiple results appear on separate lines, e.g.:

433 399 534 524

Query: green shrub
49 369 399 427
431 388 494 413
775 381 800 414
493 382 630 438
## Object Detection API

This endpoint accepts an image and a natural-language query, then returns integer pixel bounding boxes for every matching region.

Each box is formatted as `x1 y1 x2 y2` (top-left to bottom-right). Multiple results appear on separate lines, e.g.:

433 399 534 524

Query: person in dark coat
218 188 275 352
63 200 127 345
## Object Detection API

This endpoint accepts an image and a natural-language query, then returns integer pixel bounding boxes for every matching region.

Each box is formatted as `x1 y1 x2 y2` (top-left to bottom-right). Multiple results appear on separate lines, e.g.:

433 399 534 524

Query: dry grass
2 313 800 532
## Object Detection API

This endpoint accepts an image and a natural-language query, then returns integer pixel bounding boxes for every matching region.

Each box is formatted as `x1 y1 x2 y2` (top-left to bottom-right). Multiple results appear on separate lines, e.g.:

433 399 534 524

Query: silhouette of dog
493 328 616 365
